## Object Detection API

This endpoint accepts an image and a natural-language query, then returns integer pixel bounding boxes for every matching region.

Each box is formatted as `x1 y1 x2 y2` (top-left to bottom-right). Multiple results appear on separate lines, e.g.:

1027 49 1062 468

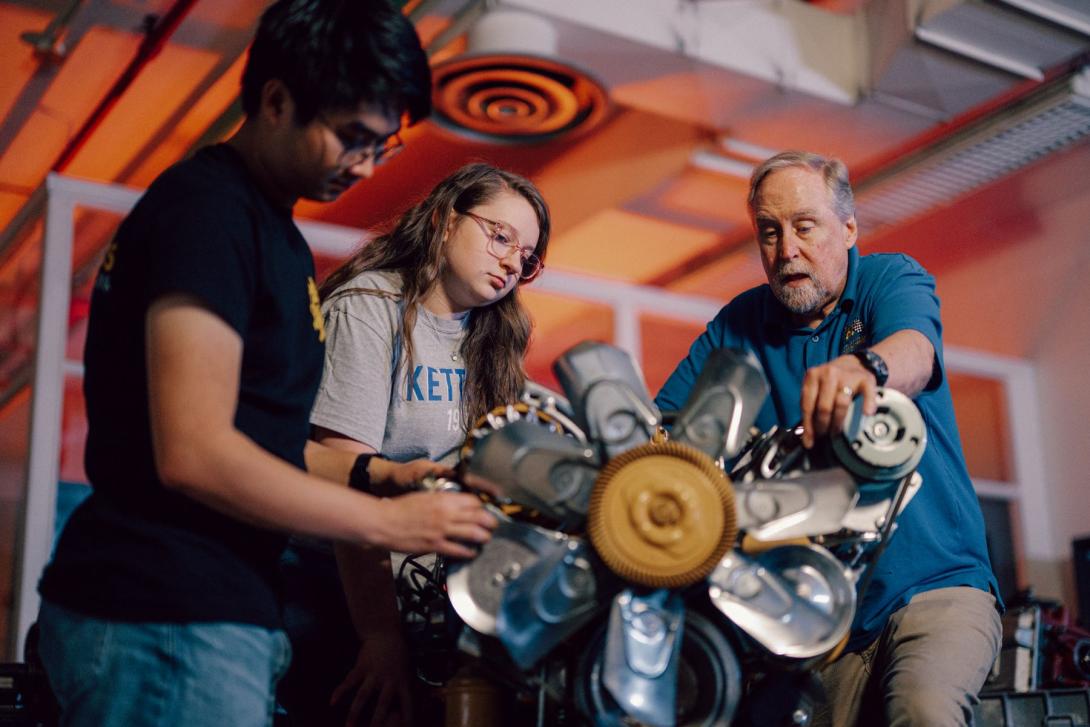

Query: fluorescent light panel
689 150 754 180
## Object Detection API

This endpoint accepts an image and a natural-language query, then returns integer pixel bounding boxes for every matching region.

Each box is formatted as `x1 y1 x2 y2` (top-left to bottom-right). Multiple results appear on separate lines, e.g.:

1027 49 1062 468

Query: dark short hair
240 0 431 125
748 150 855 222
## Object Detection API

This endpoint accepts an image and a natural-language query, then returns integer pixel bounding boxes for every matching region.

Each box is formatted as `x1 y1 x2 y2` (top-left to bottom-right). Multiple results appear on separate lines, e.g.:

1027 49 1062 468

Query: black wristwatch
853 349 889 386
348 453 385 494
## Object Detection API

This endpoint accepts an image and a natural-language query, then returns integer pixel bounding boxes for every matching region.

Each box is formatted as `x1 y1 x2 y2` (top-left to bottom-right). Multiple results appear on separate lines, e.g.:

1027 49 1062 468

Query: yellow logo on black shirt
94 240 119 293
307 277 325 342
102 241 118 272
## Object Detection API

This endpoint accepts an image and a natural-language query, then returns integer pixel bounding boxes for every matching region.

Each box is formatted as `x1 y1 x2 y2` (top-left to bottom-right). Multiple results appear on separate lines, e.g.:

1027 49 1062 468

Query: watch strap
348 453 385 494
854 349 889 386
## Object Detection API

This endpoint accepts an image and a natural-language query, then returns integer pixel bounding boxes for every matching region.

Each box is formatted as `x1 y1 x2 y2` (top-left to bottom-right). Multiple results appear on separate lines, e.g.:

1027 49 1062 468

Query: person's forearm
157 425 392 546
315 434 405 637
304 437 417 496
335 542 402 637
145 298 491 557
870 329 934 398
304 439 359 485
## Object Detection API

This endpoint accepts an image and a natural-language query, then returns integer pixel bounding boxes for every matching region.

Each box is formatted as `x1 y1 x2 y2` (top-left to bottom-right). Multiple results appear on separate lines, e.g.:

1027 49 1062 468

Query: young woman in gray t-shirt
278 163 550 726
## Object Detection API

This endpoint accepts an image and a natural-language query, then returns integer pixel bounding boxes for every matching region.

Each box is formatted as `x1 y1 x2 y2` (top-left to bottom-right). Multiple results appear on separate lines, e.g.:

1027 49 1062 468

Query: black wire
396 554 448 627
854 470 914 603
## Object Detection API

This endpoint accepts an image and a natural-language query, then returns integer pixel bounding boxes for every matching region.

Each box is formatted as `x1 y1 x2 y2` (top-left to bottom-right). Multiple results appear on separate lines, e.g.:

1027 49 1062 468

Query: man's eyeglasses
317 114 404 167
462 211 543 282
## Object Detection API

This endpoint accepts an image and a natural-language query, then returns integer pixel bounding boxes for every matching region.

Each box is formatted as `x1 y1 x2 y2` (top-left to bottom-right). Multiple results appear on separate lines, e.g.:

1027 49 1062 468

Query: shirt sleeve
654 310 727 413
865 254 944 391
309 296 397 450
144 191 257 335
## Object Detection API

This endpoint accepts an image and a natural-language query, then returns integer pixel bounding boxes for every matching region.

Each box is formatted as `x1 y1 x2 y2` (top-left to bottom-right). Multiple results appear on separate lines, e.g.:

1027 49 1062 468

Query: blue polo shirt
656 246 999 651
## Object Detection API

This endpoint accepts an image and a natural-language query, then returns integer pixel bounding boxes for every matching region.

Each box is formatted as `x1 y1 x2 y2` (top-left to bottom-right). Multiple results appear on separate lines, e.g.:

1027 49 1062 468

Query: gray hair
747 151 855 222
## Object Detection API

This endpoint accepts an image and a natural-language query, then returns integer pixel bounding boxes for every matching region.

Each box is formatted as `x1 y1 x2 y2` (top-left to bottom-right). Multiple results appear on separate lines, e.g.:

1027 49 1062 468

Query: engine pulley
831 387 927 481
587 441 737 588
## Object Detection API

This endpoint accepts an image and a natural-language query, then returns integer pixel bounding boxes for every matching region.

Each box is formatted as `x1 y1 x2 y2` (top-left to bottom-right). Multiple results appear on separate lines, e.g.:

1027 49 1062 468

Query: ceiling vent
430 9 609 143
855 66 1090 231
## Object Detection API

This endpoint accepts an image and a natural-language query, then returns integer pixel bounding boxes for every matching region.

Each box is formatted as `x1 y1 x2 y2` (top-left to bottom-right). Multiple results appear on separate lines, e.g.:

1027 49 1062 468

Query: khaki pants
814 587 1001 727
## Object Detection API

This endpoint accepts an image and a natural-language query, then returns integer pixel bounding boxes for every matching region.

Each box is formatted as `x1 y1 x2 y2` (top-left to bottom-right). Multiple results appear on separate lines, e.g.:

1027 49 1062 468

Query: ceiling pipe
19 0 86 61
408 0 448 23
50 0 199 173
425 0 488 57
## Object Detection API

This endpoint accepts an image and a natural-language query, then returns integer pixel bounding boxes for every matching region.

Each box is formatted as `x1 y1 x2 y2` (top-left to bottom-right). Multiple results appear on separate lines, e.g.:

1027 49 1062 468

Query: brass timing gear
587 441 737 588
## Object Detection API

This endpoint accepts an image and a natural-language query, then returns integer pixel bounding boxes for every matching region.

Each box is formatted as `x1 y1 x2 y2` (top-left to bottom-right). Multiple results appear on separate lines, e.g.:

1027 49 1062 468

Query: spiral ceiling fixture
430 9 609 143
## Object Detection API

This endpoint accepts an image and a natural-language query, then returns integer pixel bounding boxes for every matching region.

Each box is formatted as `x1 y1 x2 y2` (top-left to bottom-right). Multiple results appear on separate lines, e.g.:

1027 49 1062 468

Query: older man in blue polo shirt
656 150 1001 726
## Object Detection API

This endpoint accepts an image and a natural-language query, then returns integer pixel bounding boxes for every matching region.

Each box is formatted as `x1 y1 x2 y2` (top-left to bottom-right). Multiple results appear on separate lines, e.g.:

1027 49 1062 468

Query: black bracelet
348 453 384 494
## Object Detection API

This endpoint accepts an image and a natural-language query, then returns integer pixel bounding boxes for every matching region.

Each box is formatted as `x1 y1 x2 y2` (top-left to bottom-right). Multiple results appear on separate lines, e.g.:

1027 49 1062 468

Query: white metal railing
8 173 1048 659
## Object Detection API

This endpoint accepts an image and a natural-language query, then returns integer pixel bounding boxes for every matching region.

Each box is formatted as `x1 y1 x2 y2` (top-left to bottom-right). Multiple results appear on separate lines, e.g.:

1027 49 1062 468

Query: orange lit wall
947 373 1012 483
868 141 1090 604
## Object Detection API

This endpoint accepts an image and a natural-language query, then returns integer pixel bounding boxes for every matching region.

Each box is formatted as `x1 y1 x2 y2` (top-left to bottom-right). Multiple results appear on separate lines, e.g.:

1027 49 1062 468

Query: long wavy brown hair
319 162 551 429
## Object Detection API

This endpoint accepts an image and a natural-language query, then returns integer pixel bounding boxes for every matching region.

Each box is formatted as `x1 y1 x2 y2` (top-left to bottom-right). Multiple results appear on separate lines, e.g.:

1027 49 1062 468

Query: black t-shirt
39 144 325 627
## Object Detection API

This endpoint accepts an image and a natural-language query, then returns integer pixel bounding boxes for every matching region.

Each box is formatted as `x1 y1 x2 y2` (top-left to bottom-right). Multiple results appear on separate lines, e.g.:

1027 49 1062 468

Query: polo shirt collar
839 244 861 315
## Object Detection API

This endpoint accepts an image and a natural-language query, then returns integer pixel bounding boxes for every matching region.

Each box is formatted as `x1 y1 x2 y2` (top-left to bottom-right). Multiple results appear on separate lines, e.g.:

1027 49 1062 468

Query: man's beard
770 266 830 316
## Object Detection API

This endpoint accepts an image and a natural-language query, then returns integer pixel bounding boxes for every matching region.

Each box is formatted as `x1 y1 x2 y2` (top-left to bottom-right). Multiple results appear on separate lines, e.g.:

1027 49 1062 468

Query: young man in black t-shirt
36 2 497 724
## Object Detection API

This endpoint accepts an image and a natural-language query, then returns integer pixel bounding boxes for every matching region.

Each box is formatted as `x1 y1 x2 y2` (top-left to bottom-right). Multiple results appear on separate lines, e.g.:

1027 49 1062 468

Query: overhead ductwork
855 65 1090 231
430 8 609 143
914 0 1089 81
497 0 873 105
498 0 1090 112
488 0 1088 234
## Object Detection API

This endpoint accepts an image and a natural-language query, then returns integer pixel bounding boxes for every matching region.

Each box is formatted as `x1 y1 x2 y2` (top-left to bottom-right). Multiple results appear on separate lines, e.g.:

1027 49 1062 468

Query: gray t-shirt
310 269 469 466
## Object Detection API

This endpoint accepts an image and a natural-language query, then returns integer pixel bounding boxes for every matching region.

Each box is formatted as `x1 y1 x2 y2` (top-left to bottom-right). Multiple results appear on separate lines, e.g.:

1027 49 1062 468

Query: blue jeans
37 600 292 727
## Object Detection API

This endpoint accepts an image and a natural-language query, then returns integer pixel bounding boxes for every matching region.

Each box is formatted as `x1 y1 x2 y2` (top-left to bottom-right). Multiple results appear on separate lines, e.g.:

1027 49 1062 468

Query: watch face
858 350 889 385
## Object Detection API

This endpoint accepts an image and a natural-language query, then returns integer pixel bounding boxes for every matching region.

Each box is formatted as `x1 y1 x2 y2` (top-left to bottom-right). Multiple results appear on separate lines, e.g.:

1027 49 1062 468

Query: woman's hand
370 457 454 493
330 631 413 727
